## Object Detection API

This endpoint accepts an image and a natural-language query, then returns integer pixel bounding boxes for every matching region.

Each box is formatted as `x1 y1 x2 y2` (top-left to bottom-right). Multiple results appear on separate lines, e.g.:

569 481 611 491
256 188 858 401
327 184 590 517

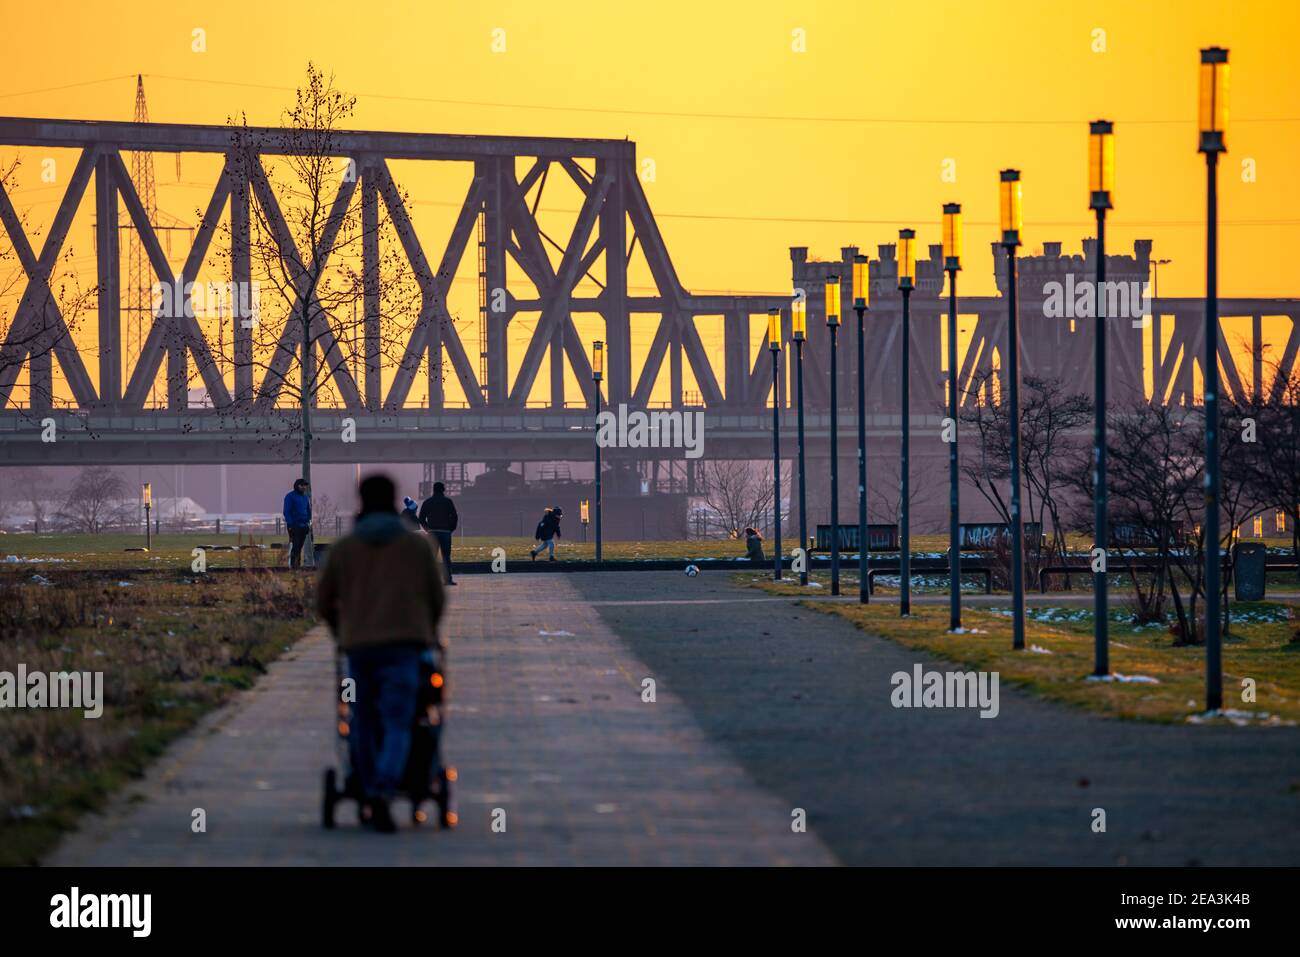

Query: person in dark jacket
316 474 446 833
744 527 765 565
400 496 421 530
283 478 312 569
418 482 459 585
529 506 563 561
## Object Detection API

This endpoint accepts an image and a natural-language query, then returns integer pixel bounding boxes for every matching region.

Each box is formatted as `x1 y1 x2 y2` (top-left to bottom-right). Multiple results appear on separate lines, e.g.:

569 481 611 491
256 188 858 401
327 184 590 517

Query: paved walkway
49 569 1300 866
572 572 1300 865
48 574 834 866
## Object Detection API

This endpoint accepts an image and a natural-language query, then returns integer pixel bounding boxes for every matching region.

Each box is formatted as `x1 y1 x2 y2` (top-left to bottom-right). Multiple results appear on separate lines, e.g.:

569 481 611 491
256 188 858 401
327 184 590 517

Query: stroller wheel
437 767 456 829
322 768 338 829
412 804 428 826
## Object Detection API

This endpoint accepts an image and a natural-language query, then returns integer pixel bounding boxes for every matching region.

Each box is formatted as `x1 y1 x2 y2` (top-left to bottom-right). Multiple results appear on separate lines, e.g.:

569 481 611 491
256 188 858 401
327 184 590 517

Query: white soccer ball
684 564 700 577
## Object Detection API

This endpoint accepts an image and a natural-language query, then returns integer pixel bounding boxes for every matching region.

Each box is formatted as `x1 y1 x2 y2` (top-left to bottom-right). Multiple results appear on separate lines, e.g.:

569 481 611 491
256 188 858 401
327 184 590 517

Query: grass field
0 532 770 569
0 566 312 865
7 531 1299 576
747 571 1300 725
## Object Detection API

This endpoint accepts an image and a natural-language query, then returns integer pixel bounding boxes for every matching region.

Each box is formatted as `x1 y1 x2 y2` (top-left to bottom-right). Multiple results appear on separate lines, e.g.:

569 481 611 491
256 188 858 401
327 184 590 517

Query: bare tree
313 493 340 536
697 459 788 540
960 373 1089 579
214 63 421 489
8 466 57 533
55 467 131 534
1074 402 1208 643
1235 358 1300 575
1217 394 1269 633
867 454 943 533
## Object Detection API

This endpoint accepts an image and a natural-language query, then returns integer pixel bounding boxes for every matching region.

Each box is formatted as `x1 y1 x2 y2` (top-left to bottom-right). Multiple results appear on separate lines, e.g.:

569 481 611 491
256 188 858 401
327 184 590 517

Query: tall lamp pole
942 204 963 631
143 482 152 551
1089 120 1115 675
768 308 783 581
592 340 604 563
999 170 1026 650
897 230 916 616
1200 46 1229 711
793 293 809 586
853 255 870 604
825 274 842 596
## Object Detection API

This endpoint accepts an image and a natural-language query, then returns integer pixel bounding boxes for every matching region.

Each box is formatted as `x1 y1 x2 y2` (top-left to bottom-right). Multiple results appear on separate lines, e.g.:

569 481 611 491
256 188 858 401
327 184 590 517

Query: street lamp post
853 254 870 604
1089 119 1115 675
825 274 842 596
1200 46 1229 711
768 308 783 581
942 204 962 631
999 170 1026 650
897 230 916 616
793 293 809 586
1150 257 1172 401
592 340 604 564
142 482 152 551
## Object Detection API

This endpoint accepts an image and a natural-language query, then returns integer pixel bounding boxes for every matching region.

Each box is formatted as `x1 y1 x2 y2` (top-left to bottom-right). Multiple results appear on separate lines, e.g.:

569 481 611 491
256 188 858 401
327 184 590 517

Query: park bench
1037 556 1298 593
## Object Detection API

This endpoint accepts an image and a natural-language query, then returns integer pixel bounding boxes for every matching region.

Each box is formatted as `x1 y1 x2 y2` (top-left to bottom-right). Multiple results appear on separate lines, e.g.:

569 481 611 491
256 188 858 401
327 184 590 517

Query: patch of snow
1186 708 1295 727
1028 644 1054 654
1086 672 1160 684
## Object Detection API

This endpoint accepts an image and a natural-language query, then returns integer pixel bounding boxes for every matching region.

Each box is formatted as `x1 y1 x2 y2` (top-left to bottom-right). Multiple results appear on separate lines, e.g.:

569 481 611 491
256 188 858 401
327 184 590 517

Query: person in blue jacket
283 478 313 568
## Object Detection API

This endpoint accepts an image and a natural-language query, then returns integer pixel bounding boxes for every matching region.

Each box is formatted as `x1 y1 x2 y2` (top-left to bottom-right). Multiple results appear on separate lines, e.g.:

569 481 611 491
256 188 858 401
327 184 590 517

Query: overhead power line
0 75 137 100
137 74 1300 127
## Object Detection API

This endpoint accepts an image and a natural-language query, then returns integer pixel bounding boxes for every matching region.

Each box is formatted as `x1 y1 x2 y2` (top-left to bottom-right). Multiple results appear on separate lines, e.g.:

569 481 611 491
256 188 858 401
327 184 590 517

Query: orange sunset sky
1 0 1298 406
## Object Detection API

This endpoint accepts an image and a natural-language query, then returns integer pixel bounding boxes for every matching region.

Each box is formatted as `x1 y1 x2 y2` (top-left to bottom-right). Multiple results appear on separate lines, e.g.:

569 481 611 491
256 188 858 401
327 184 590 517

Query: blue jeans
346 646 422 801
532 538 555 558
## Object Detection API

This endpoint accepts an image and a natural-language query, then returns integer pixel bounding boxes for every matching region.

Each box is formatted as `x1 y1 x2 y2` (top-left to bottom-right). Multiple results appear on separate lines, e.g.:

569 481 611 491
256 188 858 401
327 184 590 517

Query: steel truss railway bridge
1 116 1297 467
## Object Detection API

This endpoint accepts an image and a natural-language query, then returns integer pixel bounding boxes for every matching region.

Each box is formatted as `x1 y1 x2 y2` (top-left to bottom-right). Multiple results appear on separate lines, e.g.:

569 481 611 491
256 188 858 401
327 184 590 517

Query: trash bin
1233 541 1267 601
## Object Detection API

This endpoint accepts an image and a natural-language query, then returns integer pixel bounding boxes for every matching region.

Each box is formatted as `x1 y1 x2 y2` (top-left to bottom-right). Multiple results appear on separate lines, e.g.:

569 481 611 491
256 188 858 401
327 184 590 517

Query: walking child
530 506 563 561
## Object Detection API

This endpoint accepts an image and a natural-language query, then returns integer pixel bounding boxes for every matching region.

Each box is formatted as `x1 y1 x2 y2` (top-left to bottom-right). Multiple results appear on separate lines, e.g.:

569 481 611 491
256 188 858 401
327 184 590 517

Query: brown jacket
315 511 447 653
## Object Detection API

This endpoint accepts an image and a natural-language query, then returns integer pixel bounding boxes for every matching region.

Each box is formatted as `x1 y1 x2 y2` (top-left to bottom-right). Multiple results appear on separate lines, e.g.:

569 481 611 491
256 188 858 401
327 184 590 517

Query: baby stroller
322 649 456 829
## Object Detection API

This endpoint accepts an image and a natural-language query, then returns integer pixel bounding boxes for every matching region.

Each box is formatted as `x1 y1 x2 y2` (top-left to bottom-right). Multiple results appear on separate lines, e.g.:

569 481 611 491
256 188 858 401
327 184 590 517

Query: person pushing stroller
530 506 563 561
316 474 447 833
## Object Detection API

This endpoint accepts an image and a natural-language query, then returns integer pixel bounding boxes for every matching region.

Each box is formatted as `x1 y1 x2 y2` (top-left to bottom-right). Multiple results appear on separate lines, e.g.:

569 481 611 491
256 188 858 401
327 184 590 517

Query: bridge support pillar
95 151 121 408
483 158 509 406
598 157 630 406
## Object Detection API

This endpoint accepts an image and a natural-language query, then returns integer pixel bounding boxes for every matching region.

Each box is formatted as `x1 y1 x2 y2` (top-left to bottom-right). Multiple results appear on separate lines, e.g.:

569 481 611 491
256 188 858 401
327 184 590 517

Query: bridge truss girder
0 116 786 418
